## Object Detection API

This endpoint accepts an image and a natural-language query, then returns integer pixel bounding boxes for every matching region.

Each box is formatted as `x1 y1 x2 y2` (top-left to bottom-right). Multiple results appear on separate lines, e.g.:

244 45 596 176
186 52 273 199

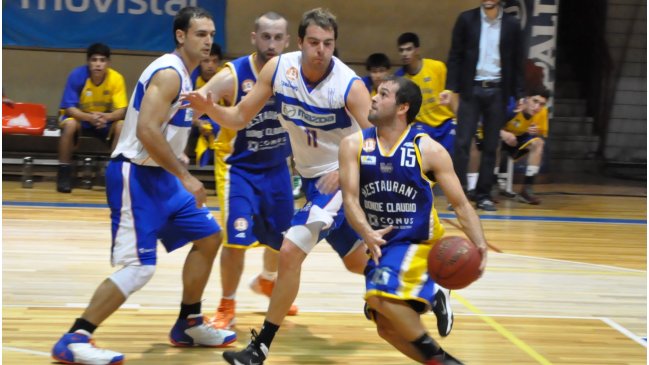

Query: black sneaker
426 349 465 365
223 329 268 365
432 287 454 337
476 198 497 211
56 164 72 193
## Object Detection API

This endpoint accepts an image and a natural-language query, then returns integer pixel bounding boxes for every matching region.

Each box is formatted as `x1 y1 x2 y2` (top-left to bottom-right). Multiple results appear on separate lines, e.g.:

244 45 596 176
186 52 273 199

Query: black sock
411 333 442 360
69 317 97 335
256 320 280 349
179 301 202 319
524 175 535 186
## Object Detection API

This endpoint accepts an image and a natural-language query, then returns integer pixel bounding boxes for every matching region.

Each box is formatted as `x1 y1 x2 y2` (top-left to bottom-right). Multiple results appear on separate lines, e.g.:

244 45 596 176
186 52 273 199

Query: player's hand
477 243 488 275
90 112 108 128
514 98 525 113
527 124 539 136
179 153 190 167
499 130 517 146
180 90 214 115
180 173 207 207
315 170 340 194
439 90 452 106
363 225 394 265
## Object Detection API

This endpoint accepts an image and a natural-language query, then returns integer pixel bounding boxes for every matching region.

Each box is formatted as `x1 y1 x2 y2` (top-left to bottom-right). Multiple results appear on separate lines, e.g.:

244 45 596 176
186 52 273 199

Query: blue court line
3 200 646 225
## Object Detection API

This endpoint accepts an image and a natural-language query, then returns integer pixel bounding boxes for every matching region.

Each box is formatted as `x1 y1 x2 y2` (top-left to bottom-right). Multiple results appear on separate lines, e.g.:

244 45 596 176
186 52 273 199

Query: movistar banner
3 0 226 52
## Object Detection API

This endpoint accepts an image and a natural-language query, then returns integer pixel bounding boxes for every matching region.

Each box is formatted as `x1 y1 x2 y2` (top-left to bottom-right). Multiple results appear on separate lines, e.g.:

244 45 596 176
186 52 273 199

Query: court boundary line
3 200 647 225
601 317 648 348
496 252 647 273
2 346 50 357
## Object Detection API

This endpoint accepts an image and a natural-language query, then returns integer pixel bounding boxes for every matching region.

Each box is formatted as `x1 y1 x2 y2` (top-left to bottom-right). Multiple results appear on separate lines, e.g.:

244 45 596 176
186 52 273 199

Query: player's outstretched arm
339 132 391 264
196 66 235 107
345 79 373 129
181 57 277 130
136 69 206 206
419 136 488 271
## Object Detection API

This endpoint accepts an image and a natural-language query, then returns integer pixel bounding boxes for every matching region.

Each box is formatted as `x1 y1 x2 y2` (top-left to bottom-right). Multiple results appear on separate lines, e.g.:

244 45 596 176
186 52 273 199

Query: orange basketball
428 236 482 289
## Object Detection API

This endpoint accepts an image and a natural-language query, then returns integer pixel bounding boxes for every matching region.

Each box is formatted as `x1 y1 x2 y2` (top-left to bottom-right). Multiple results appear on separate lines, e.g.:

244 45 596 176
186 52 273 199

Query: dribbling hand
363 225 394 265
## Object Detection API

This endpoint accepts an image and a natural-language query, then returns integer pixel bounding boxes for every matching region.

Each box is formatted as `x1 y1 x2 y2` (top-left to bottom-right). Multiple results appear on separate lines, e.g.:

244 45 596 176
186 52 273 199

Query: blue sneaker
170 314 236 347
52 330 124 365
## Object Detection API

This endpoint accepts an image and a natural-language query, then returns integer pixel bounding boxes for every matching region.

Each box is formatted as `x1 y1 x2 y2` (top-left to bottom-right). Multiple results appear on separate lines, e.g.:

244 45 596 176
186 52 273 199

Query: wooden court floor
2 180 647 364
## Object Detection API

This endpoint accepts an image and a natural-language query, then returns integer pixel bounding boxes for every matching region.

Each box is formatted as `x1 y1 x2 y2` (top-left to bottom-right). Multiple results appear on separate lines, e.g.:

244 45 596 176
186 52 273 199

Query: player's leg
518 137 544 204
52 160 160 364
212 164 257 328
56 117 81 193
155 169 235 348
248 164 299 316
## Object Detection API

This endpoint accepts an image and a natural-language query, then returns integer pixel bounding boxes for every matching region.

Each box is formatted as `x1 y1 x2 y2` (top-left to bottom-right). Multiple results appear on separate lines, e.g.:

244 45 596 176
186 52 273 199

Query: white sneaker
52 330 124 365
170 315 237 347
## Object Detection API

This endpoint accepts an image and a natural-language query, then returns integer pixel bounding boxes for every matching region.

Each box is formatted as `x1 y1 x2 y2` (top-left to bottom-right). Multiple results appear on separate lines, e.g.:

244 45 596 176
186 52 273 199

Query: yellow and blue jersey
504 106 549 138
190 66 223 167
358 124 444 245
59 66 127 120
395 59 454 128
215 54 290 170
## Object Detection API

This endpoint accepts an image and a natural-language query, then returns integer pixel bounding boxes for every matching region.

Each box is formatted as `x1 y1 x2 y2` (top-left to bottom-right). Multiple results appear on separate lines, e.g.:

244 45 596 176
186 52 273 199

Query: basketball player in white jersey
183 8 373 365
51 7 235 365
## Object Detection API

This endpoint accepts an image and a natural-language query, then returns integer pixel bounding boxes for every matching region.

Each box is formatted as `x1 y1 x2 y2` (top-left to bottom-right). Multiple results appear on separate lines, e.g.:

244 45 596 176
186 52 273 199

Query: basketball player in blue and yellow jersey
395 33 456 154
498 87 550 204
189 12 298 330
340 76 488 365
184 8 375 364
57 43 128 193
51 8 237 365
190 43 223 166
362 53 391 97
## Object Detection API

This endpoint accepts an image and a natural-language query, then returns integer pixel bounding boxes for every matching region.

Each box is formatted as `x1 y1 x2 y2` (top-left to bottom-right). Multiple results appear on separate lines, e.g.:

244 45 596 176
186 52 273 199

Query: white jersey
272 51 361 178
112 53 194 166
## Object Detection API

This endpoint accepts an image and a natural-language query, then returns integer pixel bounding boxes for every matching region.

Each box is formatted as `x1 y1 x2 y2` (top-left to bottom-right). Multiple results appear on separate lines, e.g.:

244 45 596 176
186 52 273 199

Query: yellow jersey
504 107 549 137
395 58 455 127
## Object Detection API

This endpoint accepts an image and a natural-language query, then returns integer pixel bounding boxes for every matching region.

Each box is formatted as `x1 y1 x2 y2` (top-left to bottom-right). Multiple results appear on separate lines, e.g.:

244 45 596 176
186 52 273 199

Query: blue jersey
214 54 290 170
358 124 444 244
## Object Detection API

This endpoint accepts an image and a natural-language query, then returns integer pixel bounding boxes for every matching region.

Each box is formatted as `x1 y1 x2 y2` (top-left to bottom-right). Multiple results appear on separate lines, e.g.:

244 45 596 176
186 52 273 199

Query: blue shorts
292 177 361 258
216 163 293 251
365 242 435 314
106 159 221 266
413 119 456 154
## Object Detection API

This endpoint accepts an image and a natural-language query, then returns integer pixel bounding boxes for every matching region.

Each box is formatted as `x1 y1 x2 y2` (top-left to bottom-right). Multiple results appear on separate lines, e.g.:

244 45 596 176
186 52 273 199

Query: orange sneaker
211 298 236 330
249 275 299 316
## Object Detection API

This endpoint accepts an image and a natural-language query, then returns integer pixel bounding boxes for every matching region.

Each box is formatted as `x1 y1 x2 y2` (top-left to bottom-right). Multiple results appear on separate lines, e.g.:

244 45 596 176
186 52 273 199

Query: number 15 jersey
358 124 444 245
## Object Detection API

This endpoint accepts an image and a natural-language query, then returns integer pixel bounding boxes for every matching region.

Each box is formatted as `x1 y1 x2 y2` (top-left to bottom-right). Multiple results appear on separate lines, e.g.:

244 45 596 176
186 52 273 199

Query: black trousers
453 86 506 202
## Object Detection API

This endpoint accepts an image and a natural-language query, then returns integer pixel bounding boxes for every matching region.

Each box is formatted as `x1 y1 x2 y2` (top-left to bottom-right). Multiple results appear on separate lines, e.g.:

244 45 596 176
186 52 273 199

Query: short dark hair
210 43 222 59
365 53 391 71
397 32 420 48
173 6 213 47
254 11 286 31
383 76 422 123
526 85 551 99
86 43 110 59
298 8 338 40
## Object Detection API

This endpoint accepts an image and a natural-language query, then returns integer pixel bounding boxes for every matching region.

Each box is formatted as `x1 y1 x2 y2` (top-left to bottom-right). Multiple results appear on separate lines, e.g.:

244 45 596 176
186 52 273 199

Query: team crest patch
233 218 249 231
361 155 376 165
242 79 255 93
363 138 376 153
286 67 298 81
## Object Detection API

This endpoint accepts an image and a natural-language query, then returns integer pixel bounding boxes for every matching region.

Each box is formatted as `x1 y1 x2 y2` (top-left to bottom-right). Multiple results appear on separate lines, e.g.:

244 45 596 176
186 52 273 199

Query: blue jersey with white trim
214 54 290 170
272 51 361 178
358 124 444 244
112 53 194 166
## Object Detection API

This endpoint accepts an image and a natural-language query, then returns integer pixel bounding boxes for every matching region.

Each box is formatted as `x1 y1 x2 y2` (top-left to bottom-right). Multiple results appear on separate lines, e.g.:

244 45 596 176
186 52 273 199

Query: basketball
428 236 482 289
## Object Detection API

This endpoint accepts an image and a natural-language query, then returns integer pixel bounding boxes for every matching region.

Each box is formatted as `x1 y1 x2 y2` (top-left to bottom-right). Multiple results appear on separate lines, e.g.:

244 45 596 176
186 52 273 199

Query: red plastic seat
2 102 47 135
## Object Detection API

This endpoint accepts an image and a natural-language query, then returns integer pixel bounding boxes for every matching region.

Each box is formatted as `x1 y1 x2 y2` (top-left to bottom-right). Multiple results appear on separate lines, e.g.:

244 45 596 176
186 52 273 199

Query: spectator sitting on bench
57 43 128 193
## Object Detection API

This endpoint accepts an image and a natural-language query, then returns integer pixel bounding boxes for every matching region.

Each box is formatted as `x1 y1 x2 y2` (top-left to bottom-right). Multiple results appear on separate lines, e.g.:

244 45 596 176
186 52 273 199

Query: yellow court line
452 292 553 365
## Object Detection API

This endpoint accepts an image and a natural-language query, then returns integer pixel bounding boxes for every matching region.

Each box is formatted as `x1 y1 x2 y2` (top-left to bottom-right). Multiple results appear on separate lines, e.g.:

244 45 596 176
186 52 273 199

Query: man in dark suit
441 0 524 211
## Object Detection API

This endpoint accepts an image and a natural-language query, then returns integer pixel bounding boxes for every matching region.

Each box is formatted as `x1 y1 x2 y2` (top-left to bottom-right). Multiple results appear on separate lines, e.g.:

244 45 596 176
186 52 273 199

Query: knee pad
284 222 324 254
109 264 155 298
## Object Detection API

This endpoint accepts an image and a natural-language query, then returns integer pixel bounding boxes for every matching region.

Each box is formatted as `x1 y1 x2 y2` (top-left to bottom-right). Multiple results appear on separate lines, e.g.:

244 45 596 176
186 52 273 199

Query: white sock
466 173 478 190
222 294 236 300
260 270 277 281
526 165 539 176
